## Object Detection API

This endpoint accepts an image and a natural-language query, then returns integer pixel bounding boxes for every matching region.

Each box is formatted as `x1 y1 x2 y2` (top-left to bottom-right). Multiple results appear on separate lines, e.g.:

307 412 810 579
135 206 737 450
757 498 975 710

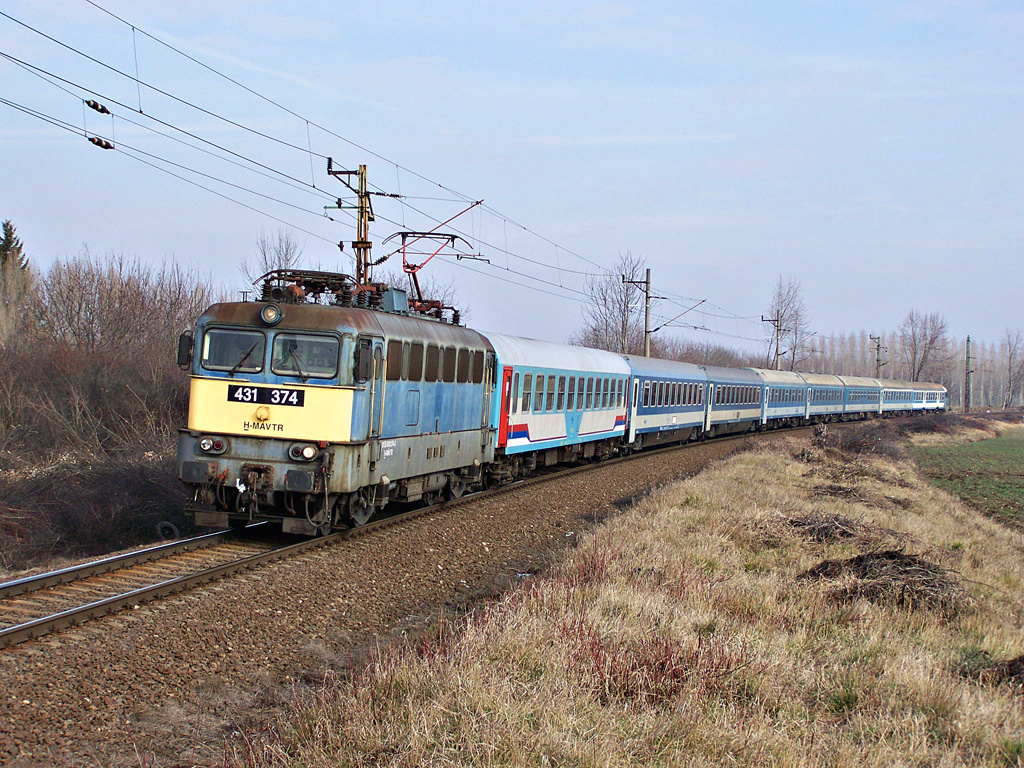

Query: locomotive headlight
260 303 283 326
198 436 228 455
289 443 318 461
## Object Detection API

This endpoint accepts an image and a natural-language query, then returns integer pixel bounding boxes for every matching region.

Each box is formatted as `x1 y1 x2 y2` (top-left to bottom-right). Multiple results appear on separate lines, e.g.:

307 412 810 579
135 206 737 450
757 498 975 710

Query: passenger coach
485 333 629 479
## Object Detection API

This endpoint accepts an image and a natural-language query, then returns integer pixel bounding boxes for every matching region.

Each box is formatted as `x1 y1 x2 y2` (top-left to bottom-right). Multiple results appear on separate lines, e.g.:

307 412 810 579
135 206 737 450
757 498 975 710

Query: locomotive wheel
346 494 374 527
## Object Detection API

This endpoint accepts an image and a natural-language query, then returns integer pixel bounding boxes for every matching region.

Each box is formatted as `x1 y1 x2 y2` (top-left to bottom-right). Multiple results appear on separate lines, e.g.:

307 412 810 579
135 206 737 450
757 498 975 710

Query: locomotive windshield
271 333 340 380
201 329 265 374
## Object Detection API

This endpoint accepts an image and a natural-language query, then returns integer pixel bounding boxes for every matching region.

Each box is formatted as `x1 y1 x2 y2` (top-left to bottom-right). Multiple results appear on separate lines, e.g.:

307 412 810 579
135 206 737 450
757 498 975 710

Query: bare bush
0 248 217 567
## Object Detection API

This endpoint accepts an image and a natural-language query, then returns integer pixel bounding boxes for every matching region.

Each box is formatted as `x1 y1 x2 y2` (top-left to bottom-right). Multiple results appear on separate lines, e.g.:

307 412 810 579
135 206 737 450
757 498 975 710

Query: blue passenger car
704 366 764 436
483 333 630 469
749 369 808 426
622 355 707 447
838 375 882 417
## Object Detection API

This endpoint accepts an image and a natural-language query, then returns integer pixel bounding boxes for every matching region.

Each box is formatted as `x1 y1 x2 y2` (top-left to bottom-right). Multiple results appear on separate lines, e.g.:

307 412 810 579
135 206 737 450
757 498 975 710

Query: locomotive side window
443 347 457 383
273 333 340 379
521 374 532 412
408 343 424 381
386 340 403 381
457 348 471 383
471 350 484 384
202 329 265 373
425 345 439 382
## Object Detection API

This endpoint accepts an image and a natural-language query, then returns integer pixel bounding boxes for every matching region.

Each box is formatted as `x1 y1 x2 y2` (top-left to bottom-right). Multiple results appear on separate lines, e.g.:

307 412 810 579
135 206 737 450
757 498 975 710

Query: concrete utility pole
964 335 973 413
762 310 784 370
622 268 652 357
870 334 887 378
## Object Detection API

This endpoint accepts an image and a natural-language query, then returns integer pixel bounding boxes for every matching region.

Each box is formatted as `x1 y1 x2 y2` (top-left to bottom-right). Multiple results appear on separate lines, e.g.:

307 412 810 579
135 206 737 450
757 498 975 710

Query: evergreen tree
0 220 28 271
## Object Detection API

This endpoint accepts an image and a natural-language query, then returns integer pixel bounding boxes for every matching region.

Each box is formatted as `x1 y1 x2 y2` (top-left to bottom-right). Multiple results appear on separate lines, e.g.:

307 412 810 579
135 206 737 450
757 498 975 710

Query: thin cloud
524 133 738 148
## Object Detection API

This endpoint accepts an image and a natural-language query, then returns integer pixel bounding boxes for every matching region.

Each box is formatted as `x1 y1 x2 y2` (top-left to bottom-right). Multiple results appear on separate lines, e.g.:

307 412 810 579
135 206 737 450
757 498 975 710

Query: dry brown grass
236 434 1024 768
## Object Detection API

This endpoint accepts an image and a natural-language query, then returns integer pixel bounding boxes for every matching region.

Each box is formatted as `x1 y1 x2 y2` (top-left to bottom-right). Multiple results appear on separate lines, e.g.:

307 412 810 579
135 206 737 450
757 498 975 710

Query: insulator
337 286 353 306
261 281 273 301
88 136 114 150
451 310 461 326
368 291 382 308
85 99 111 115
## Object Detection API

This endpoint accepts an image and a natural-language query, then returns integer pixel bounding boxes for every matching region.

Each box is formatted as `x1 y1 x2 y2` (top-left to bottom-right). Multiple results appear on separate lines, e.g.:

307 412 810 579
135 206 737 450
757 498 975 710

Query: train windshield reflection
272 333 339 379
201 329 265 373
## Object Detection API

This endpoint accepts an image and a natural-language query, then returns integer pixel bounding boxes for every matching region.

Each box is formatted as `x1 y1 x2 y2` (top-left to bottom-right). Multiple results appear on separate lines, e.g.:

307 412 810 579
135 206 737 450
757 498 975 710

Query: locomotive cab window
202 329 265 374
273 333 340 379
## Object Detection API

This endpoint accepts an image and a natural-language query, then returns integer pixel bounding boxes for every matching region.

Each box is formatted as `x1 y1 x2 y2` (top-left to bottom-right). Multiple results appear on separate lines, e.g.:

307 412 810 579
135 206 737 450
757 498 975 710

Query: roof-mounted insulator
88 136 114 150
85 99 111 115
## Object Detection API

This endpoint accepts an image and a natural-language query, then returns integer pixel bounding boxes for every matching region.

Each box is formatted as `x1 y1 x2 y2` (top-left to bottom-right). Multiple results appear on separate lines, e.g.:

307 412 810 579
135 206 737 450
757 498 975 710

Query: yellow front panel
187 377 355 442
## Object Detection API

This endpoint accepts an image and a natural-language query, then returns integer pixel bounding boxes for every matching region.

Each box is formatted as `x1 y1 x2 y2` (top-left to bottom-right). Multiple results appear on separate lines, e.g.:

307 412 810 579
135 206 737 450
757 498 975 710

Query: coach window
408 343 424 381
617 379 624 408
521 374 532 412
546 375 556 411
576 377 585 410
567 376 576 410
557 376 566 411
511 373 519 414
202 328 265 373
584 378 593 409
642 381 650 407
386 340 403 381
425 345 439 382
534 375 544 413
601 378 609 408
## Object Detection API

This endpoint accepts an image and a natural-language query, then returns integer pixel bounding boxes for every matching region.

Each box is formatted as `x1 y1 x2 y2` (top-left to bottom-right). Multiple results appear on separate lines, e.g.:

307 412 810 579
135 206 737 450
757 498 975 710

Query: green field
910 427 1024 525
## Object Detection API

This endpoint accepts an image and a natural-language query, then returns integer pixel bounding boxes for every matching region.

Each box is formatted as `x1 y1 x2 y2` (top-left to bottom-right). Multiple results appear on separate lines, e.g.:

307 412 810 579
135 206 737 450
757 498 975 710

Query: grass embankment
242 424 1024 767
910 426 1024 528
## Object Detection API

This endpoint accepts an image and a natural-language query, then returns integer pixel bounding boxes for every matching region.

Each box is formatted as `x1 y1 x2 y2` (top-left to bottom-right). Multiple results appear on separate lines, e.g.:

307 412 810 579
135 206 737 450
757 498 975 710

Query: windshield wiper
228 341 260 377
287 347 309 383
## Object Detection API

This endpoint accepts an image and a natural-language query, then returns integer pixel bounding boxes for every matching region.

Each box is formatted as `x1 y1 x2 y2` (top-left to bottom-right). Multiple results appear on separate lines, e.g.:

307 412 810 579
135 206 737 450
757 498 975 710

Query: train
176 269 946 535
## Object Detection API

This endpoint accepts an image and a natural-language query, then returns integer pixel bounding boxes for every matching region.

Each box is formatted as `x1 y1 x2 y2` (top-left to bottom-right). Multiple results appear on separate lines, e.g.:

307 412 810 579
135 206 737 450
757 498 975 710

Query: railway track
0 427 803 650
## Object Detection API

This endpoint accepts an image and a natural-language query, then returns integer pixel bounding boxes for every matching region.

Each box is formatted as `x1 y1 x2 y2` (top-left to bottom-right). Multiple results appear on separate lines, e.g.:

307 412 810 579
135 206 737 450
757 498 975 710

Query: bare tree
1002 328 1024 408
240 227 305 286
898 309 950 382
32 248 218 356
569 251 646 354
765 276 812 370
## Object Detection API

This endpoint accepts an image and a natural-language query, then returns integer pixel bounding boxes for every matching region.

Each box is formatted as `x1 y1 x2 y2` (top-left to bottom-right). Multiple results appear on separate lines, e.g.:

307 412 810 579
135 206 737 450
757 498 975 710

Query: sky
1 1 1021 354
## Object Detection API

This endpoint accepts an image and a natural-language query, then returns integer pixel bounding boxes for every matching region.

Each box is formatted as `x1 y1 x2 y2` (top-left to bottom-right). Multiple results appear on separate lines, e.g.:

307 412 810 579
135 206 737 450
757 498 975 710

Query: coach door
497 366 513 447
628 378 640 443
703 383 714 433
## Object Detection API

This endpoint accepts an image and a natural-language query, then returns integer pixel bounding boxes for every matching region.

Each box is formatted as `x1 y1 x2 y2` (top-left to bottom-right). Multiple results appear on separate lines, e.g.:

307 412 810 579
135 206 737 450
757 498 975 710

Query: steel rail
0 528 243 600
0 531 335 649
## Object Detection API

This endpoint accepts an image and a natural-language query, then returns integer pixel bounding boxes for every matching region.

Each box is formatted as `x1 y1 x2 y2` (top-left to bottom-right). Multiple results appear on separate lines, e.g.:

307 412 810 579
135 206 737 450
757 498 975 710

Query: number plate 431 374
227 384 305 407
